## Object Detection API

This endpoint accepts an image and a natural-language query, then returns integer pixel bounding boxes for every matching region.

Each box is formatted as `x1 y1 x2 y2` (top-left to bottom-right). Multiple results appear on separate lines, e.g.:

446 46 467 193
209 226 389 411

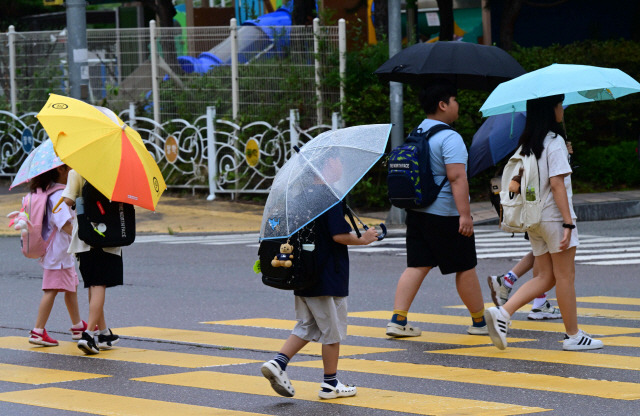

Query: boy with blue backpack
385 80 488 337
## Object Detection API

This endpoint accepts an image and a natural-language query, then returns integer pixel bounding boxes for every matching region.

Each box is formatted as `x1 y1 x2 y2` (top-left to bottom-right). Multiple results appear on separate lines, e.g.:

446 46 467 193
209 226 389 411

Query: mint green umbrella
480 64 640 117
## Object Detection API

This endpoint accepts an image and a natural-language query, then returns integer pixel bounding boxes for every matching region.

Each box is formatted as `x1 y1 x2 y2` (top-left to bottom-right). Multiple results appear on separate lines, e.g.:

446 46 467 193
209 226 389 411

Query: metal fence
0 107 339 197
0 18 345 128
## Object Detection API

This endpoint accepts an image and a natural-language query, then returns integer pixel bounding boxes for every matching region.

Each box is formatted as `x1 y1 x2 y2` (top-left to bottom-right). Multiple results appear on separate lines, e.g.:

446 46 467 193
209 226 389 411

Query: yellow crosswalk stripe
205 318 537 345
598 336 640 348
447 304 640 320
349 310 640 335
0 364 109 385
133 371 549 416
429 346 640 371
0 387 271 415
291 358 640 400
575 296 640 306
0 337 258 368
114 327 402 356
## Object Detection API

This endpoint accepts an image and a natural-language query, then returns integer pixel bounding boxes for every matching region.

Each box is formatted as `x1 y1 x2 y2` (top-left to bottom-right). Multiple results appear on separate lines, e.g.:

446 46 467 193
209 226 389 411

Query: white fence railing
0 108 341 198
0 18 345 128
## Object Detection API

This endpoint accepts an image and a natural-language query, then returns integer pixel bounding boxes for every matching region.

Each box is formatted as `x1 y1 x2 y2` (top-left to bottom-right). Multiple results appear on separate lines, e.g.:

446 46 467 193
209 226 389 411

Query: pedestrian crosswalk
134 230 640 265
0 296 639 415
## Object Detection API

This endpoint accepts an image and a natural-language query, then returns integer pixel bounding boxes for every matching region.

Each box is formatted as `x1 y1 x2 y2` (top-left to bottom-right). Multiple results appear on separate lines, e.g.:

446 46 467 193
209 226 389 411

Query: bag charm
272 242 294 268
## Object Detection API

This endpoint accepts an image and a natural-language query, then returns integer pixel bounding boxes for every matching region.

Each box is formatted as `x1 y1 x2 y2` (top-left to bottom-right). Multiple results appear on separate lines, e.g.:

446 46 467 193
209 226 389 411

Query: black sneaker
97 329 120 350
77 331 99 355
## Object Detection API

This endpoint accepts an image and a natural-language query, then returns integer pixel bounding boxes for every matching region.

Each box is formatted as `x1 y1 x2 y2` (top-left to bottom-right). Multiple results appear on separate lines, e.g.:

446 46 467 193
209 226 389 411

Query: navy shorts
77 248 123 289
405 210 477 275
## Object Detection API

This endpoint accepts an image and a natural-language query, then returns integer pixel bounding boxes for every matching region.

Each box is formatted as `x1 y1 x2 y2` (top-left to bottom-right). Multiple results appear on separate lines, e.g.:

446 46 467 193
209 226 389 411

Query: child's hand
361 227 379 245
63 197 75 206
558 228 571 251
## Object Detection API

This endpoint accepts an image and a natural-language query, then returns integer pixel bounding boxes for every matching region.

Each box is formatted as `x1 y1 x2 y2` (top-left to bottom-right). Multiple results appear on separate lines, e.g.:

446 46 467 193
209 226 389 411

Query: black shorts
77 248 123 289
405 210 477 275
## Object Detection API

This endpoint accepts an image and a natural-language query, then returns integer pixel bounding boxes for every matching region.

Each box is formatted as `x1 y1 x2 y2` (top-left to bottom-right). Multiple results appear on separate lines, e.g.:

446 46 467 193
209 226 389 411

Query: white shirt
61 169 122 256
537 133 576 222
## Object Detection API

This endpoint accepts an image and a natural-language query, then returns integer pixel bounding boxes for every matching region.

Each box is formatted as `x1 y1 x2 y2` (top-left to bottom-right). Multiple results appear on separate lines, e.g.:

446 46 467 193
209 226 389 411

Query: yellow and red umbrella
37 94 166 211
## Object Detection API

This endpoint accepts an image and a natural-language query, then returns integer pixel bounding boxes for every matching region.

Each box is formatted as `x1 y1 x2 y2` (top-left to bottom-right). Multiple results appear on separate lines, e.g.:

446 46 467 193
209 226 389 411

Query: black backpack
258 203 360 291
387 124 454 209
76 182 136 248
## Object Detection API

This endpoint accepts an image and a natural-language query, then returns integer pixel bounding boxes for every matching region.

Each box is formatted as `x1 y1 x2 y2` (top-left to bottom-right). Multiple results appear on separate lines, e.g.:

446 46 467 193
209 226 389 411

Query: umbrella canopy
10 138 64 190
468 111 527 178
260 124 392 240
37 94 166 211
374 41 525 91
480 64 640 117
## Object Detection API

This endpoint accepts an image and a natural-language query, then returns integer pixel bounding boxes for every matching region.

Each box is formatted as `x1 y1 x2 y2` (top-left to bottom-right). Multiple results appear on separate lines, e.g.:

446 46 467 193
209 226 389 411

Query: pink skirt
42 267 79 292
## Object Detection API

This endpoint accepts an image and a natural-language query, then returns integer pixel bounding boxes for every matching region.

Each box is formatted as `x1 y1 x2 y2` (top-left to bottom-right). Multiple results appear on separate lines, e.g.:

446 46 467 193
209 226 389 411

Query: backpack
76 182 136 248
387 124 454 209
257 202 360 291
16 183 66 259
499 146 549 233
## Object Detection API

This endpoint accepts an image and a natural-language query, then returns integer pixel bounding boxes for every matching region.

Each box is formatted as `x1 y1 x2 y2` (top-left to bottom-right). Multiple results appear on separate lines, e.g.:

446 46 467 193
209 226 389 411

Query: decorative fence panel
0 108 339 198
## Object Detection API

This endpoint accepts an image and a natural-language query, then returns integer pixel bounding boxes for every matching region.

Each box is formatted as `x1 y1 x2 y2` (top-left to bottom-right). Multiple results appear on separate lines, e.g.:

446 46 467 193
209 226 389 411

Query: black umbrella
374 41 526 91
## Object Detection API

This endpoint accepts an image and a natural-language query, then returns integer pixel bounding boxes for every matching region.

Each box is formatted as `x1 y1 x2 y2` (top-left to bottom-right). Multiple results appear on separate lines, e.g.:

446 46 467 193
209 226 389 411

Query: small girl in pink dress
28 165 87 346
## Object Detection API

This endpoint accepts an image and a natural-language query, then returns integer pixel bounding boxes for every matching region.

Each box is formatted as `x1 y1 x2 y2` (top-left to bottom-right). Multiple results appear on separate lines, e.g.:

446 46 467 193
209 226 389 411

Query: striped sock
273 353 290 371
391 309 409 325
323 372 338 387
503 271 518 288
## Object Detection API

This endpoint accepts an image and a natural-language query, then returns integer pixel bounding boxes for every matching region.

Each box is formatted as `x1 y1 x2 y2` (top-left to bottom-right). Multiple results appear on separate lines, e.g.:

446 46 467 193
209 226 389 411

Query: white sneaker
467 324 489 335
386 322 421 338
528 301 562 320
485 307 510 350
487 275 512 306
318 381 357 399
261 360 295 397
563 330 604 351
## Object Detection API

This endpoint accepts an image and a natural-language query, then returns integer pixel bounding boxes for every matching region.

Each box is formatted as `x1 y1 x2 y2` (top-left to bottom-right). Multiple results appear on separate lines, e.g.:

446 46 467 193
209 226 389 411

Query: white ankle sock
532 296 547 309
33 328 44 334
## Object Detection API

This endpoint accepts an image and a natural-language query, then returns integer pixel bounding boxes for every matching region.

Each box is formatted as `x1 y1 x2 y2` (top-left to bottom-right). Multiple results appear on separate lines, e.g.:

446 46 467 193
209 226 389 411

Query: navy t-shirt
294 203 353 297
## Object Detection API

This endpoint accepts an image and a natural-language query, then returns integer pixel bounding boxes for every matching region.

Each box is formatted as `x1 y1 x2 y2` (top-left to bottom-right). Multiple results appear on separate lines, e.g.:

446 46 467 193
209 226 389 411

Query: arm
332 227 379 246
446 163 473 237
550 174 572 250
61 221 73 236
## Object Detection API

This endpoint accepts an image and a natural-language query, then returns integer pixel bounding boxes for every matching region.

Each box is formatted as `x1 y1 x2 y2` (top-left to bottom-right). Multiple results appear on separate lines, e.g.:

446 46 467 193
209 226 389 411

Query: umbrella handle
362 223 387 241
52 197 64 214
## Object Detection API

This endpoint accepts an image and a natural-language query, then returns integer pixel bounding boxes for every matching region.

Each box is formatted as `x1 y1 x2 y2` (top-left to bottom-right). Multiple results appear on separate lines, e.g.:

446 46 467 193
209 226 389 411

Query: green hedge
342 39 640 208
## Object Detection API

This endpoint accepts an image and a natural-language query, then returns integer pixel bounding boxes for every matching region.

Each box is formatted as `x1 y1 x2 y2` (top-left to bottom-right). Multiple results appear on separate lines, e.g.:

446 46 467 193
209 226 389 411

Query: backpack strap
421 123 455 190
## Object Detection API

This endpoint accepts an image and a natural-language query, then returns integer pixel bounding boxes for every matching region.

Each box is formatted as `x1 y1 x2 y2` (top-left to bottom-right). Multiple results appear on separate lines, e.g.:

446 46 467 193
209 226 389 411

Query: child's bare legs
64 290 81 325
322 343 339 375
455 268 484 315
279 334 309 359
87 285 106 331
35 289 58 329
512 251 535 276
502 253 556 316
392 267 430 311
550 247 578 335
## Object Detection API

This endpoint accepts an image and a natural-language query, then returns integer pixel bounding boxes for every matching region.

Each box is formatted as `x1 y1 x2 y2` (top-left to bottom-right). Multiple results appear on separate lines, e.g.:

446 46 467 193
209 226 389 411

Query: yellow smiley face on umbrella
37 94 166 211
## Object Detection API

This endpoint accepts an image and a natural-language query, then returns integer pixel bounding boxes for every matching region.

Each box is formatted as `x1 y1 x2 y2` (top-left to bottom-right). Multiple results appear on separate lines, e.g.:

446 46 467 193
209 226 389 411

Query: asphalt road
0 217 639 415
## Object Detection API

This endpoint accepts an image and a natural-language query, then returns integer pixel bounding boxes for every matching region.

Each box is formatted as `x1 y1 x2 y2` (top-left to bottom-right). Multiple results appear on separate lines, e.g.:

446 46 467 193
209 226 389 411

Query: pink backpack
18 183 66 259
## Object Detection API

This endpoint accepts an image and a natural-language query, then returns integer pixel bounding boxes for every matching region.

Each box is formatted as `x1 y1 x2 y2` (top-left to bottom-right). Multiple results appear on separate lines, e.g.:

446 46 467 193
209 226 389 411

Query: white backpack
499 146 549 233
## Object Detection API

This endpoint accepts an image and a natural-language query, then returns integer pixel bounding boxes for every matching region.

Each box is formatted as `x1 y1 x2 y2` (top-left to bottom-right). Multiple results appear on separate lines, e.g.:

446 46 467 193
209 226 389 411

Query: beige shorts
291 296 347 345
528 221 579 256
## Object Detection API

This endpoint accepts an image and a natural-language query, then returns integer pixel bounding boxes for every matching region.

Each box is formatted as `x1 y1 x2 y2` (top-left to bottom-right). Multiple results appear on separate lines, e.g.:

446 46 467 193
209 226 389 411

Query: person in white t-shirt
484 94 603 351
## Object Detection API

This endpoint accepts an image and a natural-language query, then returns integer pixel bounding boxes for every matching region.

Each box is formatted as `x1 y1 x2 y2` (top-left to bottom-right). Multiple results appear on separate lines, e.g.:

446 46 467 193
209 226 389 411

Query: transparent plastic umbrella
260 124 392 240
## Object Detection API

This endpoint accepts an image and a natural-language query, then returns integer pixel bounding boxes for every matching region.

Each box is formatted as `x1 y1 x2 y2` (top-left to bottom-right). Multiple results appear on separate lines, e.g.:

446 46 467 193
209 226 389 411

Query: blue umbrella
480 64 640 117
468 111 526 178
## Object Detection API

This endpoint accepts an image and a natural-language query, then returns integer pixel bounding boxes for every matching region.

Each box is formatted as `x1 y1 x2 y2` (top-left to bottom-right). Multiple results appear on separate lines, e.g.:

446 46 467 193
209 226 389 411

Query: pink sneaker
29 329 59 346
70 321 88 340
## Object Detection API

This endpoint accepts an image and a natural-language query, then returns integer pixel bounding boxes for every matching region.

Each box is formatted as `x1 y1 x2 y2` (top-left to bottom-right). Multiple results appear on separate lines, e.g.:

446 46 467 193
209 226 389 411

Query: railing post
149 20 160 127
332 112 341 130
8 26 17 115
128 102 136 128
313 18 323 125
230 18 239 121
207 106 217 201
289 109 299 155
338 19 346 116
